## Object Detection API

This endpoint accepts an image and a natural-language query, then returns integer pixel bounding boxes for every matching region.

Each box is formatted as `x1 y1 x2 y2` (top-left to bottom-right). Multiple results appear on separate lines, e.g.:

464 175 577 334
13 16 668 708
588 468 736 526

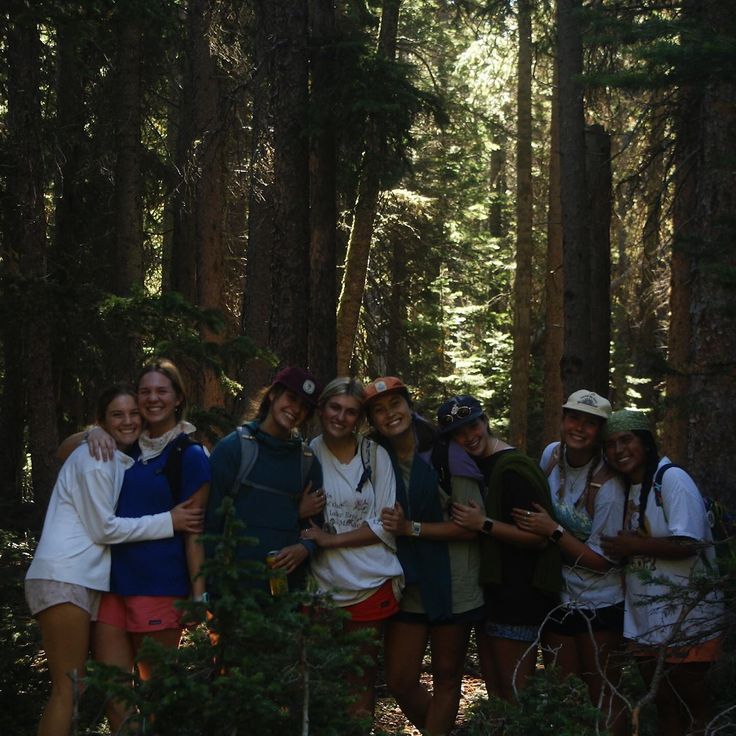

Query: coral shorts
628 636 722 664
97 592 186 633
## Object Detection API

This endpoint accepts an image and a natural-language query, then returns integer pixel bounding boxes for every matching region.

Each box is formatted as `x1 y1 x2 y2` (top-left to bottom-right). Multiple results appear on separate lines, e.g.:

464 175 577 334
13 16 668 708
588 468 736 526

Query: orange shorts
628 636 722 664
97 592 186 633
343 579 399 623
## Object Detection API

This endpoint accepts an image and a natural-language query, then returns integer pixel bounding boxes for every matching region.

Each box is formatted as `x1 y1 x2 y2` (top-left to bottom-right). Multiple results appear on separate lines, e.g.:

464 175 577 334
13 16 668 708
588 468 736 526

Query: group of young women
25 364 723 736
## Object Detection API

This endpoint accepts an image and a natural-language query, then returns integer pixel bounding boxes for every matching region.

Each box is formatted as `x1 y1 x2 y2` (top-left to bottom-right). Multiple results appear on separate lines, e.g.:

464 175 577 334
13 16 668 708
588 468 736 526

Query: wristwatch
481 517 494 535
411 521 422 537
549 525 564 543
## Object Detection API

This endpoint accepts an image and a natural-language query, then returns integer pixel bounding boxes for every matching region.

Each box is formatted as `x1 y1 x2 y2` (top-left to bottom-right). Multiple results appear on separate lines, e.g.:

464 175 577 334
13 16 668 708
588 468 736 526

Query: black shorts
542 602 624 637
391 604 486 627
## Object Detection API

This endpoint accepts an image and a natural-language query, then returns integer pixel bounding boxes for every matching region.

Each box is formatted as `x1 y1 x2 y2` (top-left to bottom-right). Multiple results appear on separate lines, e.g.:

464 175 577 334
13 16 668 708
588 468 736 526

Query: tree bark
7 12 59 519
113 10 143 297
585 124 611 396
308 0 338 386
270 0 311 369
112 9 143 381
242 0 277 400
509 0 533 451
190 0 227 411
557 0 591 395
335 0 400 374
543 64 564 442
678 1 736 500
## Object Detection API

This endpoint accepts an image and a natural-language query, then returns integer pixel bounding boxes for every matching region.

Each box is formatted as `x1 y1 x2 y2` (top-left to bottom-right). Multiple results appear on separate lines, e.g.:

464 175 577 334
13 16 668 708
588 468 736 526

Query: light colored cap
561 389 612 420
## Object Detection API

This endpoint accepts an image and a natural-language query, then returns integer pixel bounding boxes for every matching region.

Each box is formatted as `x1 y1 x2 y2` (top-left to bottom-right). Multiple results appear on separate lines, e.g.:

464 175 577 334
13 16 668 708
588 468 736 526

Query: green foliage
462 670 611 736
83 506 374 736
0 531 46 736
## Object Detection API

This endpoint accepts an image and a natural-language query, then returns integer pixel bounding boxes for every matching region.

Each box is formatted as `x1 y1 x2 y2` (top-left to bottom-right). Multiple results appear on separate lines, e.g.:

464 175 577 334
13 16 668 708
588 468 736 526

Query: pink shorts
97 593 185 633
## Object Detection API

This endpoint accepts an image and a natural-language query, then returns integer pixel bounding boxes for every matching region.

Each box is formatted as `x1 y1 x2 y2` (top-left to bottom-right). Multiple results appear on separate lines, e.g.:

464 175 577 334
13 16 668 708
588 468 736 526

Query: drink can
266 550 288 597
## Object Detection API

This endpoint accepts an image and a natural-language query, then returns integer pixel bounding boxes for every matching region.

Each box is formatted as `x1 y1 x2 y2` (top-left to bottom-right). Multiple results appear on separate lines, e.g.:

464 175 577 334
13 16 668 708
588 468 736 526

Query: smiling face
137 370 181 436
261 388 309 439
319 394 362 442
561 409 604 455
451 417 494 458
368 391 413 442
604 431 646 483
102 394 142 449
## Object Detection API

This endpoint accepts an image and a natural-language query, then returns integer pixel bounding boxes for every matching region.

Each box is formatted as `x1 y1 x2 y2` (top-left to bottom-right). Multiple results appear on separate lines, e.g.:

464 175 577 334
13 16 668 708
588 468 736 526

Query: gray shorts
25 579 101 618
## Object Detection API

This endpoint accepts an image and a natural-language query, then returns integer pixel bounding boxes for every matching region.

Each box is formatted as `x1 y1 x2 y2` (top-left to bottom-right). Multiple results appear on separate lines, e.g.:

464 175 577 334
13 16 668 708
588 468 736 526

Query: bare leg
37 603 91 736
384 620 431 729
479 631 537 702
131 628 182 681
639 659 712 736
425 623 472 736
343 619 383 722
93 622 136 734
576 629 627 736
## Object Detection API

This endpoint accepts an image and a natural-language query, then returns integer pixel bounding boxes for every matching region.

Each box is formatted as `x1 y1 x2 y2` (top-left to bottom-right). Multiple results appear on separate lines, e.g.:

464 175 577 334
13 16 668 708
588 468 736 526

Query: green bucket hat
606 409 651 436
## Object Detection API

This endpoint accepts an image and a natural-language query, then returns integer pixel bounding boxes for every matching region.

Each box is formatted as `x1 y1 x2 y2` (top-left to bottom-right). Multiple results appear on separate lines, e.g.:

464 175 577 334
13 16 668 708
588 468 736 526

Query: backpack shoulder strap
355 437 373 493
163 434 199 505
583 460 615 518
653 462 678 507
300 440 314 490
430 440 452 495
230 425 259 496
544 443 561 478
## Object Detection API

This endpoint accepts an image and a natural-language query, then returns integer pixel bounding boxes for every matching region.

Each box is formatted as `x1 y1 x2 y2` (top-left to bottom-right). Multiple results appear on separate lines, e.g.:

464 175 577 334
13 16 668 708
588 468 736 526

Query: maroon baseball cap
272 366 321 407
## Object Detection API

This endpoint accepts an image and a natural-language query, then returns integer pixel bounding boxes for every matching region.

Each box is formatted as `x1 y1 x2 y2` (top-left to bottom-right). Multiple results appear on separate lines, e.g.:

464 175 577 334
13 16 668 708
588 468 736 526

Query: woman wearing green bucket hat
601 409 724 736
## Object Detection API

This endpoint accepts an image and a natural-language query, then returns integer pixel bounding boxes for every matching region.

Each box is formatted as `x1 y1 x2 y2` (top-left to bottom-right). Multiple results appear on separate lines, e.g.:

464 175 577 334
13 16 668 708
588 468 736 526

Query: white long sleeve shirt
26 444 174 591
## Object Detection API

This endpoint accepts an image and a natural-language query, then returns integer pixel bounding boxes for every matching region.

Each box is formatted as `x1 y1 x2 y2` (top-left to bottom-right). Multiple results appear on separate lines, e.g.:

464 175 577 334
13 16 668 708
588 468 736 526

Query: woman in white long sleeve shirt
25 384 202 736
301 377 403 722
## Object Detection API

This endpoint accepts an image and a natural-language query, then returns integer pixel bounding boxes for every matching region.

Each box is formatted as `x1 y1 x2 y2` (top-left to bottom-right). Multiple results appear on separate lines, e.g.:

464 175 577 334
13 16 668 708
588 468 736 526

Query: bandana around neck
138 420 196 462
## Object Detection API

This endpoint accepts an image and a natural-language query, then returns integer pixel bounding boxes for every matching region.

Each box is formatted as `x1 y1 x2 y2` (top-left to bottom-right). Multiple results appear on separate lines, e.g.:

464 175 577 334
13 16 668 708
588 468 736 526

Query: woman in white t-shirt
301 377 404 721
601 409 724 736
511 389 626 735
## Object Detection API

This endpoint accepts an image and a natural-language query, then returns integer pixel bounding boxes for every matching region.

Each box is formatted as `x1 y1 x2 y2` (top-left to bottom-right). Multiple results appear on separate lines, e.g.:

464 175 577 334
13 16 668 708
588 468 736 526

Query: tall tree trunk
190 0 227 411
663 17 699 461
270 0 311 368
52 16 88 431
7 12 59 519
113 10 143 296
335 0 400 374
543 65 564 441
678 1 736 500
509 0 533 451
556 0 591 395
585 124 611 396
112 9 143 380
243 0 277 400
308 0 338 385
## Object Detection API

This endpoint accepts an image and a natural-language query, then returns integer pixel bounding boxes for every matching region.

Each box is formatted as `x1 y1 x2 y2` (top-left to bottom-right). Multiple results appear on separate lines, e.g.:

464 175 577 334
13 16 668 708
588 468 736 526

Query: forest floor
374 669 487 735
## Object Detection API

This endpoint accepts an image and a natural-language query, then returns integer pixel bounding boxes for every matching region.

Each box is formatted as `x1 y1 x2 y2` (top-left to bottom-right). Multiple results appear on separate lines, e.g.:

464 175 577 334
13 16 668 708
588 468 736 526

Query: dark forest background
1 0 734 530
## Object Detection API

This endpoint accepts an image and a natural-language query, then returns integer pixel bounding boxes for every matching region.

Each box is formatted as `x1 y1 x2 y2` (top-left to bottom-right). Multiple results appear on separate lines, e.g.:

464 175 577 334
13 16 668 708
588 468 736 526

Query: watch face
482 519 493 533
